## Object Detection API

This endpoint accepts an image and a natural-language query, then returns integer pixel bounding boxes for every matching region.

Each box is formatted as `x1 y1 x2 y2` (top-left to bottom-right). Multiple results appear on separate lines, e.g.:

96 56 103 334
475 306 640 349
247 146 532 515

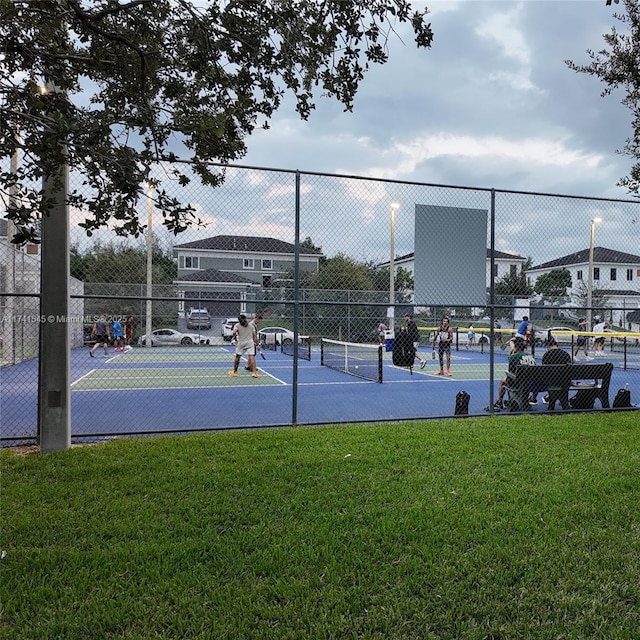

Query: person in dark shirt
404 313 426 369
431 315 454 375
486 337 536 411
573 317 590 359
528 337 571 404
90 315 111 357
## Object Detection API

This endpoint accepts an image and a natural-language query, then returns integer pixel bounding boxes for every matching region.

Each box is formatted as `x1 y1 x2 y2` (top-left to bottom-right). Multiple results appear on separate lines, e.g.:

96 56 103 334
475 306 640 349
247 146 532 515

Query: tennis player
229 314 260 378
245 313 263 369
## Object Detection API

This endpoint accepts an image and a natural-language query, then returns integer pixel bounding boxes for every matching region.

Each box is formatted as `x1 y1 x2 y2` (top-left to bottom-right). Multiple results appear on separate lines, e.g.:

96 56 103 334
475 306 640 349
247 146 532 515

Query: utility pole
38 81 71 452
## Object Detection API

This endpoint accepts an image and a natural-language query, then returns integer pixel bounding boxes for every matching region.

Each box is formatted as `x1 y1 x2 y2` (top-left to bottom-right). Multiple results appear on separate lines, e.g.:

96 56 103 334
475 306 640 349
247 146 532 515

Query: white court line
71 369 98 387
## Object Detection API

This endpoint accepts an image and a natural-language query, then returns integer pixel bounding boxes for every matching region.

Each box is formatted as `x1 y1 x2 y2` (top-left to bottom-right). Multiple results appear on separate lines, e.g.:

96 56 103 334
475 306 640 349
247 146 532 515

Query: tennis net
321 338 383 382
281 336 312 361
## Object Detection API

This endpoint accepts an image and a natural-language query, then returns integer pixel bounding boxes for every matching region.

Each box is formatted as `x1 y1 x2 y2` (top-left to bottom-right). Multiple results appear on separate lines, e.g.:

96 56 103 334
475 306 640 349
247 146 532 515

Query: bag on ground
569 388 598 410
454 391 470 415
613 387 632 408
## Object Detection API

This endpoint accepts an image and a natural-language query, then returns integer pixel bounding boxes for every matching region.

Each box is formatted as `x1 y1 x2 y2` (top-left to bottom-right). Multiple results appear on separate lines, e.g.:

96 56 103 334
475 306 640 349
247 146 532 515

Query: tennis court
72 347 285 390
2 337 639 445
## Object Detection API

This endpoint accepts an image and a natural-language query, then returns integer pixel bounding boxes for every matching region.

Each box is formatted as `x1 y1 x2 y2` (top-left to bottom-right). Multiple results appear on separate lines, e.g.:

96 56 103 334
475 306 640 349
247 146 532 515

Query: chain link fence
2 164 640 444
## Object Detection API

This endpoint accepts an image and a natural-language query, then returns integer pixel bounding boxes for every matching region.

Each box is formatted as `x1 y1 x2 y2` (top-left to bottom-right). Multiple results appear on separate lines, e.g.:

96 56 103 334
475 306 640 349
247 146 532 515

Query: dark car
348 329 379 343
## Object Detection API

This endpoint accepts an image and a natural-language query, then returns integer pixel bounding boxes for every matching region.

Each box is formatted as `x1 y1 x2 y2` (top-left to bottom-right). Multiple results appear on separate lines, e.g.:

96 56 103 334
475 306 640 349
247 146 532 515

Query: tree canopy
494 258 535 298
70 238 176 285
0 0 433 243
534 268 572 298
566 0 640 194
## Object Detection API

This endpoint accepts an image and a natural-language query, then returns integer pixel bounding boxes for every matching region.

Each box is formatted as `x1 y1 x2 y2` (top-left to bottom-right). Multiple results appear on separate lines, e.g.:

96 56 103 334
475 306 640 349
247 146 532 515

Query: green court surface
108 350 230 364
72 367 283 391
413 360 508 381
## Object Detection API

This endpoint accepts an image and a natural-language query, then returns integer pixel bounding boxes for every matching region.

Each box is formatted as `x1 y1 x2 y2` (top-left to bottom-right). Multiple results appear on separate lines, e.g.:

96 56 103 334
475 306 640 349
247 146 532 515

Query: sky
242 0 631 198
200 0 638 267
52 0 639 267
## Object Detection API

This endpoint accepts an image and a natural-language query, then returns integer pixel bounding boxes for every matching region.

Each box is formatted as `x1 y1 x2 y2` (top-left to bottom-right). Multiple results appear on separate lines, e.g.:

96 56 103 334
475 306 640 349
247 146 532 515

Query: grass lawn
2 413 640 639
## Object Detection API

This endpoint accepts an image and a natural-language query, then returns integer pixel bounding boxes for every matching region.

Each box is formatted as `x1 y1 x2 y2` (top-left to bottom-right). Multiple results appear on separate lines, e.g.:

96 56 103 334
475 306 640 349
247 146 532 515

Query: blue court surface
1 342 638 444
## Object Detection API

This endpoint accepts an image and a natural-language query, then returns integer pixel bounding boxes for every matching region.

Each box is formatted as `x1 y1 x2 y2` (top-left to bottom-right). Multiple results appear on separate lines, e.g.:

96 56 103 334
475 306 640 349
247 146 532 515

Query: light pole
389 202 400 332
586 216 602 331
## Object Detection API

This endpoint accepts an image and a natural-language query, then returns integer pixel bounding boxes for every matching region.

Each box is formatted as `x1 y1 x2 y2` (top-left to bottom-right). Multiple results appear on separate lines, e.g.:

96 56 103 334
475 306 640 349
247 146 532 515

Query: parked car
186 308 211 329
137 329 210 346
258 326 296 346
348 329 378 343
221 317 239 341
534 326 575 345
558 308 580 322
603 327 629 343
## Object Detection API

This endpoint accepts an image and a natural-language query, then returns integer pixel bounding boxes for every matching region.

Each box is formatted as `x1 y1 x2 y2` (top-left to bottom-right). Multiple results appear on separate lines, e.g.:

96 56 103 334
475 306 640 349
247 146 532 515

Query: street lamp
586 216 602 331
389 202 400 332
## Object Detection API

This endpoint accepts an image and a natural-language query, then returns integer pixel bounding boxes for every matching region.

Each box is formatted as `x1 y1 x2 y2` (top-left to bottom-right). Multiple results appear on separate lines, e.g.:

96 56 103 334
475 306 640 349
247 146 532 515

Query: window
510 264 517 276
628 269 634 281
262 275 272 288
593 267 600 281
243 258 254 269
610 268 617 281
262 259 272 270
180 256 199 269
577 270 583 280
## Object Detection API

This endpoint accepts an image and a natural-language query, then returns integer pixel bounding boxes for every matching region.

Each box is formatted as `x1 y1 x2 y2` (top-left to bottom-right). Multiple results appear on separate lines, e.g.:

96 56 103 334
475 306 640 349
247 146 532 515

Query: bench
505 362 613 412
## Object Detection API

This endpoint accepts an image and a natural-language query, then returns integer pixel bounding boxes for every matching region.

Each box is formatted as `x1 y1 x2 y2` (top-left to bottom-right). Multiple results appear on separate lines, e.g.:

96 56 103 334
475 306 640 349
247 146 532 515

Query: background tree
534 268 573 298
572 281 611 322
299 237 326 268
70 239 176 285
307 254 373 293
567 0 640 194
300 254 417 340
71 239 177 323
1 0 433 243
494 258 535 298
369 263 415 304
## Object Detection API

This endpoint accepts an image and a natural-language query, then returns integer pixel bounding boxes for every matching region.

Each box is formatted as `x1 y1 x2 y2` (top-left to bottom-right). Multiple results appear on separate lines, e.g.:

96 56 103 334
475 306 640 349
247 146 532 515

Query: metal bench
505 362 613 412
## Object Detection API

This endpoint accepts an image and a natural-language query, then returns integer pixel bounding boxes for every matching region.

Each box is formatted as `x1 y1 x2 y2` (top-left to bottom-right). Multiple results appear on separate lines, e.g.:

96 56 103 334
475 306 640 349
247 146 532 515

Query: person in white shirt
592 320 609 355
229 314 260 378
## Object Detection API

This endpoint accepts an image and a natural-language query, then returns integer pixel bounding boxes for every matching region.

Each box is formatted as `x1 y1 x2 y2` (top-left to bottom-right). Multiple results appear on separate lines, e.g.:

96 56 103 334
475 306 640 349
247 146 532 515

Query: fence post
291 171 301 426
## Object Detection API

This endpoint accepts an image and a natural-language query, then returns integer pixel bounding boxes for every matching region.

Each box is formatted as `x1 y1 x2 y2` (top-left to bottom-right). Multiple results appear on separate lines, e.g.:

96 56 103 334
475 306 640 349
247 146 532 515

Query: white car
258 326 296 346
137 329 210 346
534 326 575 345
221 318 238 341
603 327 628 343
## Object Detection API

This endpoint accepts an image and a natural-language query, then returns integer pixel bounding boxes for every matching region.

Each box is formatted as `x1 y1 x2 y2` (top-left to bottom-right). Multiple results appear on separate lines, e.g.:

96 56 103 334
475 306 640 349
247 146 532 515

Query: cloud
475 6 530 66
336 133 604 182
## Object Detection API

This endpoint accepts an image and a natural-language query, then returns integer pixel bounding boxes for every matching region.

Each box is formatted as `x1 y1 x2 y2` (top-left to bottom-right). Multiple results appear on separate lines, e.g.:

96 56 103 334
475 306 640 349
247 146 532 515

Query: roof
595 288 640 297
487 248 527 261
531 247 640 271
389 248 527 264
174 268 257 284
174 235 322 255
